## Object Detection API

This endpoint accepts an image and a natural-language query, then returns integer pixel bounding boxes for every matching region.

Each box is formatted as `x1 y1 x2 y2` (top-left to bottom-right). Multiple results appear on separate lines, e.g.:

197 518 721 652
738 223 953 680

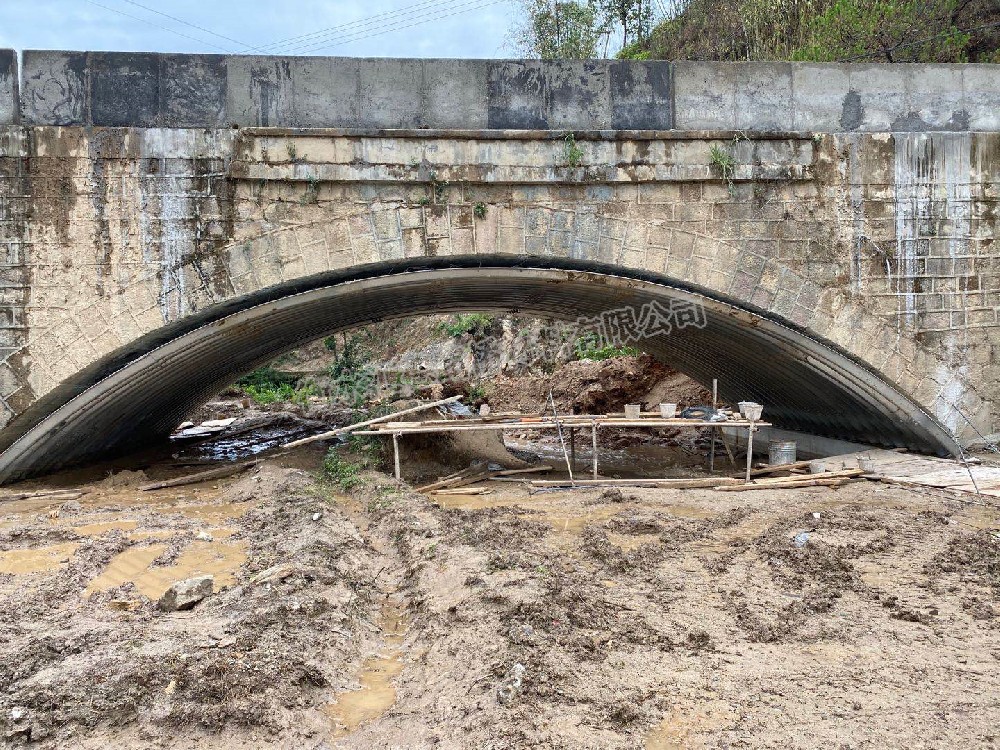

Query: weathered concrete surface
672 62 1000 132
0 50 16 126
0 52 998 479
15 52 1000 134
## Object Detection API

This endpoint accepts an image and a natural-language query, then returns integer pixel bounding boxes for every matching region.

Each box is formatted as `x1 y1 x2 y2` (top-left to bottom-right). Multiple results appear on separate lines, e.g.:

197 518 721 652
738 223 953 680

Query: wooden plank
139 462 254 491
430 487 493 496
747 468 864 485
494 466 553 477
750 459 815 477
282 395 463 448
0 490 86 503
717 478 851 492
414 465 485 493
356 419 772 435
531 477 744 488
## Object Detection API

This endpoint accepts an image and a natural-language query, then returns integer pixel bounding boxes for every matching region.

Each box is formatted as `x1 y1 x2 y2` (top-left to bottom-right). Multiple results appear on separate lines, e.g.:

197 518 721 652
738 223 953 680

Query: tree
595 0 657 51
513 0 601 58
512 0 658 58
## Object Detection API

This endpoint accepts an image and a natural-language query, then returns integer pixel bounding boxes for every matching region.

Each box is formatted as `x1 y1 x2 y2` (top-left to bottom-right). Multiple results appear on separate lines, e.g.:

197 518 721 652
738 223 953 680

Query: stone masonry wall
0 52 996 447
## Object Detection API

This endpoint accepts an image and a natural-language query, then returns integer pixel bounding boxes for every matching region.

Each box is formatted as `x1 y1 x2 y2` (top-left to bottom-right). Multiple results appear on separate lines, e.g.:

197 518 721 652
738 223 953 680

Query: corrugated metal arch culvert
0 262 959 482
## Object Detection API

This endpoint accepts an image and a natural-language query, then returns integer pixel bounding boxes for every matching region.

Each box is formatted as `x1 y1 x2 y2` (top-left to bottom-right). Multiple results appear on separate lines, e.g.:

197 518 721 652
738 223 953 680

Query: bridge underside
0 260 958 482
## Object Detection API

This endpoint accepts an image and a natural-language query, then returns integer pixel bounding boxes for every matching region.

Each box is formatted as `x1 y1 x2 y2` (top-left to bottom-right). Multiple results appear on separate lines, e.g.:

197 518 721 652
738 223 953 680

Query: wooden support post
710 378 718 473
392 432 401 481
745 421 755 483
570 428 576 470
592 423 599 479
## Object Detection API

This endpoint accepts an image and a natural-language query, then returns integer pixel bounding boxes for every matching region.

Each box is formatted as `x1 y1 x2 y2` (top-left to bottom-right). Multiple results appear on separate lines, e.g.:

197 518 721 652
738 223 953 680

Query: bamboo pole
392 433 401 481
710 378 718 473
548 390 574 486
717 477 851 492
532 477 743 488
282 395 463 448
592 423 599 479
139 462 255 491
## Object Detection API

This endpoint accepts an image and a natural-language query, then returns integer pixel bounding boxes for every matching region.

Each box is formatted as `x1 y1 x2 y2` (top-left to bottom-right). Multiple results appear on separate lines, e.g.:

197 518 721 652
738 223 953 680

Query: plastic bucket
659 403 677 418
768 441 797 466
624 404 642 419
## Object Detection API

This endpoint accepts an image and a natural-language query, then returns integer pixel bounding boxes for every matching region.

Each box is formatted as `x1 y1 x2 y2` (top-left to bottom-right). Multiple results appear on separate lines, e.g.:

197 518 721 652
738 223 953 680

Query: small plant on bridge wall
473 201 488 219
709 143 737 193
429 171 448 203
300 175 320 205
564 133 585 168
285 141 299 162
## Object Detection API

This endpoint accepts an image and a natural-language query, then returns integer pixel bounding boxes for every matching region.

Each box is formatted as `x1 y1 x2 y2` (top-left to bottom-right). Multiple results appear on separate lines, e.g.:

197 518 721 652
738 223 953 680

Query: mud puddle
0 542 80 574
505 438 706 478
644 701 736 749
326 597 411 738
85 537 248 600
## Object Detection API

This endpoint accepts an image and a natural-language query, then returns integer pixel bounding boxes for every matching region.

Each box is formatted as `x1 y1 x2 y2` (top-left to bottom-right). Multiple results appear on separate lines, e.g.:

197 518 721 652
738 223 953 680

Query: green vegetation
631 0 998 63
236 367 316 407
466 383 489 403
792 0 972 62
300 175 319 205
514 0 602 58
429 171 447 203
709 142 738 194
564 133 585 168
438 313 495 337
513 0 999 62
321 449 365 491
327 333 377 408
513 0 656 57
573 332 641 360
473 202 488 219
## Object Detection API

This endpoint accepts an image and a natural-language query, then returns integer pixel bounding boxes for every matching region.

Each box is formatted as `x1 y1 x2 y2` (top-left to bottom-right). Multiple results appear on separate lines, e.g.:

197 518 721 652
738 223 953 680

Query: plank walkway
813 449 1000 499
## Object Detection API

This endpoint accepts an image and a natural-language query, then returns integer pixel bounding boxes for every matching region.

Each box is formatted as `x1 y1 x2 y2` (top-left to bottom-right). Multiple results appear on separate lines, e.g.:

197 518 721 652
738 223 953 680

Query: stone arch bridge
0 50 997 480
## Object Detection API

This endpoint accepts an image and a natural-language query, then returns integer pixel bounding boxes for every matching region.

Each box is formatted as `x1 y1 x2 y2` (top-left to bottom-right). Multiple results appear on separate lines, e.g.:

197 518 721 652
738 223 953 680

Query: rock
497 663 526 706
195 530 214 542
312 512 322 521
249 563 299 586
509 623 536 645
157 575 214 612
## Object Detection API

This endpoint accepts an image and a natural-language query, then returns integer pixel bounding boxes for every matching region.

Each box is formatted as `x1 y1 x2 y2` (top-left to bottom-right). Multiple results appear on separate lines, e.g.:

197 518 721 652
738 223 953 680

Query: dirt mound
488 355 706 415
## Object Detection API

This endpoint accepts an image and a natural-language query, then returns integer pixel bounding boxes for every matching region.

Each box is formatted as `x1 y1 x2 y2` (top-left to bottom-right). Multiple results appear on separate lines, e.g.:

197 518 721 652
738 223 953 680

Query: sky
0 0 519 59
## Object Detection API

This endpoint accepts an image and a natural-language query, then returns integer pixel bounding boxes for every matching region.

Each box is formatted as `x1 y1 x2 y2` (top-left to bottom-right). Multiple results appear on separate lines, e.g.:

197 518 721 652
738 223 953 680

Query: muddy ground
1 434 999 749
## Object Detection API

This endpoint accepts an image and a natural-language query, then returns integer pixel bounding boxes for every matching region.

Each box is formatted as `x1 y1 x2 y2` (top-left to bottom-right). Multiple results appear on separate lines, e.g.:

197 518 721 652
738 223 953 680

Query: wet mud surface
1 444 999 748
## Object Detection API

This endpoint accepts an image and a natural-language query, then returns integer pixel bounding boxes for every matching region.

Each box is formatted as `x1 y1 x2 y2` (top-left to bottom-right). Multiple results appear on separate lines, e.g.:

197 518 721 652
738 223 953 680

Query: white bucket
624 404 641 419
659 403 677 418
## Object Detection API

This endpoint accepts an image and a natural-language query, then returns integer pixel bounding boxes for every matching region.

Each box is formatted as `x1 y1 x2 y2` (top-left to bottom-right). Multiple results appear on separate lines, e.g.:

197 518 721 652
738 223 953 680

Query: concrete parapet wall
9 50 1000 133
16 52 673 130
0 51 16 126
674 62 1000 132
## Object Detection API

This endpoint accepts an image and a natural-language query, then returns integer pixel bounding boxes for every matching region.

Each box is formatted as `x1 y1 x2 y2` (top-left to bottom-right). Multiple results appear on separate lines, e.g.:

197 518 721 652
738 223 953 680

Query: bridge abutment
0 52 997 478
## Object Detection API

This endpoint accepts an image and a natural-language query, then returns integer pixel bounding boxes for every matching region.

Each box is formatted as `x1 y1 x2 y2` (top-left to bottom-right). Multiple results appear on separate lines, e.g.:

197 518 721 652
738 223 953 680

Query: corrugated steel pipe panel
0 264 958 482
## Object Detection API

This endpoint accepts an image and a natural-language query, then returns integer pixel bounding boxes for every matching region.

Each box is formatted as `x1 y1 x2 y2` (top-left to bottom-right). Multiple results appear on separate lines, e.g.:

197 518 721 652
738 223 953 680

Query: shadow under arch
0 257 959 482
